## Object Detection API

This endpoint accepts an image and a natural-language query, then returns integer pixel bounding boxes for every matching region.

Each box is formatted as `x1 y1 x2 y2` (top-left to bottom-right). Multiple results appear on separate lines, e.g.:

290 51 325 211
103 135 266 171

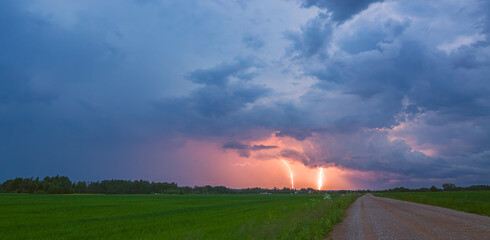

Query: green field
0 193 359 240
374 191 490 216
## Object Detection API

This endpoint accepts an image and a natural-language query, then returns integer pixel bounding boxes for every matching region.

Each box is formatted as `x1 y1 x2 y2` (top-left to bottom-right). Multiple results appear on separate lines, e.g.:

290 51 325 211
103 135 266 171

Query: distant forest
0 175 318 194
378 183 490 193
0 176 489 194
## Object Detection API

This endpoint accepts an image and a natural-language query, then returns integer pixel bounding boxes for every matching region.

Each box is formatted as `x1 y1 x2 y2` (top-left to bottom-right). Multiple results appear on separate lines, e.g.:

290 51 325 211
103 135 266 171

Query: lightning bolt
281 159 294 189
317 167 323 190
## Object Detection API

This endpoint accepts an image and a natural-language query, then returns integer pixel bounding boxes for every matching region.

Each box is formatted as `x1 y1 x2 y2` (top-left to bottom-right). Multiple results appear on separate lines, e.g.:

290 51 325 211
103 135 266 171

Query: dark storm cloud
191 83 270 117
288 11 489 128
301 0 384 22
317 129 490 183
223 141 250 150
275 128 316 141
156 57 271 119
151 83 271 140
280 149 310 165
316 131 436 175
285 13 332 58
389 112 490 157
0 1 114 105
223 141 277 157
251 145 278 151
278 0 490 186
0 0 229 181
1 0 489 188
0 0 279 180
186 57 262 86
0 0 127 179
338 18 411 55
223 142 277 151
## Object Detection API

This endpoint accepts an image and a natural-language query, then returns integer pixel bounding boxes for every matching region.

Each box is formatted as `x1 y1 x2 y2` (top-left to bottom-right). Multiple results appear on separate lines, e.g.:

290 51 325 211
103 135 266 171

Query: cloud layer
1 0 489 188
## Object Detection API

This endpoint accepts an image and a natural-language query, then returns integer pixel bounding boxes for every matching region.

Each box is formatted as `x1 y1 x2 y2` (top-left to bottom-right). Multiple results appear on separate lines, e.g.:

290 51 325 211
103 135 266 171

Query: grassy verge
235 193 360 240
374 191 490 216
0 193 360 240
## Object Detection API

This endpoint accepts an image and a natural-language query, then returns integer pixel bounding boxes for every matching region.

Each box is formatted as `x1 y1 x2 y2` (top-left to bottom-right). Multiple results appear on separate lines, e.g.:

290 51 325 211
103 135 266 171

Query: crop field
374 191 490 216
0 193 359 240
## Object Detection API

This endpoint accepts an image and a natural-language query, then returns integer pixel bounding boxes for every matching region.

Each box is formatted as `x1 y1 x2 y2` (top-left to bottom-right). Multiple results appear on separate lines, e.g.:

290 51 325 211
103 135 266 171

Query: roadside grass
374 191 490 216
0 193 360 240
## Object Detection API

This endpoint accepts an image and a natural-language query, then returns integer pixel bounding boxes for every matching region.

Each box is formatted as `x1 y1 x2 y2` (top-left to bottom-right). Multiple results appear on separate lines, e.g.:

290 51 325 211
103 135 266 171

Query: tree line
1 176 488 194
376 183 490 193
0 176 310 194
0 175 235 194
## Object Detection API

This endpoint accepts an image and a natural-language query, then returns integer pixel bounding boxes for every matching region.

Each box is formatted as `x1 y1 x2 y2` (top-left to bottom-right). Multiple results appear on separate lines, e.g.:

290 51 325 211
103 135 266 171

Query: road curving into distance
329 193 490 240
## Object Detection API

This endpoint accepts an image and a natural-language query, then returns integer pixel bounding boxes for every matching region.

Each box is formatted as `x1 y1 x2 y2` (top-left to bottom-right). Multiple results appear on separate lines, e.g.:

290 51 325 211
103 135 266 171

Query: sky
1 0 489 190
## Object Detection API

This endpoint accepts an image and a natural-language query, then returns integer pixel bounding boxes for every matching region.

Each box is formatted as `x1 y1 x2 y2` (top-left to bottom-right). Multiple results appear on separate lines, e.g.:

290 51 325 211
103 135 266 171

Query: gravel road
328 194 490 240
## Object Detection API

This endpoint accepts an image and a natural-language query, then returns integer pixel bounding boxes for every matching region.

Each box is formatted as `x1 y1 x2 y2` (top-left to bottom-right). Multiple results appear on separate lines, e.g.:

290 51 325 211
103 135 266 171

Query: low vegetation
0 193 360 240
374 191 490 216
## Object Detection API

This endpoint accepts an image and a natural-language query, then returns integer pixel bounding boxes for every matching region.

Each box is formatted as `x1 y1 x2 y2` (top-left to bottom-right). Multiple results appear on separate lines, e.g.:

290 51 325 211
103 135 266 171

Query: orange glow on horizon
151 138 377 190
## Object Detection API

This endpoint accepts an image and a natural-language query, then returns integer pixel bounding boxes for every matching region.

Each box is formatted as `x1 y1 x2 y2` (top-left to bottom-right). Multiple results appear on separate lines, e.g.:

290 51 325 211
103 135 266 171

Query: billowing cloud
301 0 384 22
280 149 311 165
275 0 490 186
186 57 262 86
286 13 333 58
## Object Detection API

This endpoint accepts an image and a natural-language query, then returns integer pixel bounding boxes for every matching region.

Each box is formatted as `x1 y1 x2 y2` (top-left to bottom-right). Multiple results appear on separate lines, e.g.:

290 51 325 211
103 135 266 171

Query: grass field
374 191 490 216
0 193 359 240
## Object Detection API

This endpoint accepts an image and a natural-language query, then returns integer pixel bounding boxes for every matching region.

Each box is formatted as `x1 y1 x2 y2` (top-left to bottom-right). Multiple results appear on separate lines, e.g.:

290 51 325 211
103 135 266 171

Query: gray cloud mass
301 0 384 22
223 141 278 157
1 0 489 188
